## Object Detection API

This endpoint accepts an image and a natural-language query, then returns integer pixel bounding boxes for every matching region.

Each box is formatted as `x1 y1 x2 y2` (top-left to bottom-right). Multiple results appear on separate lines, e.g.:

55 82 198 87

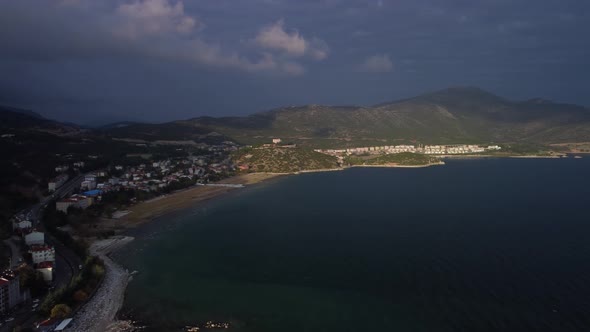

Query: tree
73 290 88 302
18 266 48 297
50 304 72 319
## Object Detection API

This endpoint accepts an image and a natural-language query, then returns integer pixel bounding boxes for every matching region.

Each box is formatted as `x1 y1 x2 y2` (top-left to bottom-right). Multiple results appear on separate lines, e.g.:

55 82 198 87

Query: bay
115 158 590 332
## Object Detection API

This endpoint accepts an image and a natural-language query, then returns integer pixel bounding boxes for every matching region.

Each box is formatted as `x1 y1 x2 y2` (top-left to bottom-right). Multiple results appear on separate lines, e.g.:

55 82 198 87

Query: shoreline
113 172 284 228
100 153 571 230
66 236 134 332
70 154 574 331
350 162 445 168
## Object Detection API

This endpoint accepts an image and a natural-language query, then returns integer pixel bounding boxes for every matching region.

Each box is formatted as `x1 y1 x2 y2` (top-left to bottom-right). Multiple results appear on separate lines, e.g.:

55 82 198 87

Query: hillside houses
55 154 230 211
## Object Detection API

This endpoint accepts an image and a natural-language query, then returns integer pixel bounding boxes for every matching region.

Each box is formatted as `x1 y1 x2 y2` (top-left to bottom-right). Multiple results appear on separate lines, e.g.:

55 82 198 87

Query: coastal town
0 137 568 331
0 142 239 331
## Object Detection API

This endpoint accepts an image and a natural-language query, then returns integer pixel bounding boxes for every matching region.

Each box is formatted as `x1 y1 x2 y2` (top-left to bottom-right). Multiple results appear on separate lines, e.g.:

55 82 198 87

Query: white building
35 262 53 282
80 180 97 190
48 174 69 192
29 246 55 264
13 219 32 230
56 195 93 214
272 138 282 144
24 231 44 246
0 274 21 313
55 165 69 173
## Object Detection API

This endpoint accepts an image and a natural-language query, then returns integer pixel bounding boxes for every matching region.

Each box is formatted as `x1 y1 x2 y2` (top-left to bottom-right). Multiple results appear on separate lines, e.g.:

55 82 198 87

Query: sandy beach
115 173 283 227
351 162 445 168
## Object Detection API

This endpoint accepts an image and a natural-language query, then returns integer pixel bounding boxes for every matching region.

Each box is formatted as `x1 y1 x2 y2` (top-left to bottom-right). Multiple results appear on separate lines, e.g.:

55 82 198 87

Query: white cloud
1 0 308 76
281 61 306 75
359 54 393 73
254 19 329 60
115 0 199 38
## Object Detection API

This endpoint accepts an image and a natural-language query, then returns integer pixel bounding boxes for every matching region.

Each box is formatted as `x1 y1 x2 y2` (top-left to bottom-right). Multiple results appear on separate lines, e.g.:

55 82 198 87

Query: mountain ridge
3 87 590 148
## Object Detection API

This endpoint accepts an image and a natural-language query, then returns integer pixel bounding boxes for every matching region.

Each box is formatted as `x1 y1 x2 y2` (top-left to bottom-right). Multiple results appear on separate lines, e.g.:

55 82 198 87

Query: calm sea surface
115 158 590 332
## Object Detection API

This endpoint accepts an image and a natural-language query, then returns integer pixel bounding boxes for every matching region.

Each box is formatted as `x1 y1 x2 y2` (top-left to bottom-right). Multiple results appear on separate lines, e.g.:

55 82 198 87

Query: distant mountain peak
0 105 45 119
423 86 505 101
525 98 553 104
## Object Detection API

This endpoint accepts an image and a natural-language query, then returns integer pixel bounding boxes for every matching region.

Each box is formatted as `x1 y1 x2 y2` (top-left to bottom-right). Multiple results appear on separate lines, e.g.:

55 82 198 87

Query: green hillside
11 87 590 150
181 87 590 148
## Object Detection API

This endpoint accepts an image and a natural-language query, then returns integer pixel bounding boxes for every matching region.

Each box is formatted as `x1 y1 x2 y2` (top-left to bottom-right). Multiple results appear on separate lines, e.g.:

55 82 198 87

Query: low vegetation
346 152 439 166
39 256 105 316
233 146 338 173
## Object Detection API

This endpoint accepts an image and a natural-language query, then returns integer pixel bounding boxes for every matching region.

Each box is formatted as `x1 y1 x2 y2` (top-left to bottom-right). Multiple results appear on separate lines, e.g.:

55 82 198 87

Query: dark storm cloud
0 0 588 124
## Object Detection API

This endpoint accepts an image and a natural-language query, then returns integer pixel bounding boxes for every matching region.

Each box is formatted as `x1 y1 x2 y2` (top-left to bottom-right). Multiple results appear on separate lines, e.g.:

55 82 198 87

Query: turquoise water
116 158 590 331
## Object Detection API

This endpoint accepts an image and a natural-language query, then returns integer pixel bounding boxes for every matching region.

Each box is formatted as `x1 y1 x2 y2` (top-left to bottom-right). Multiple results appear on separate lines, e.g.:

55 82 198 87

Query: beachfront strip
315 144 502 156
51 151 236 216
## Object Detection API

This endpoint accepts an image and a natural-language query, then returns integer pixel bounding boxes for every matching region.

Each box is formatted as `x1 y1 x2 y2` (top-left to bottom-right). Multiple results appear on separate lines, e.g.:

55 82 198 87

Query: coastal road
36 175 85 287
3 237 23 268
48 233 80 288
23 174 85 287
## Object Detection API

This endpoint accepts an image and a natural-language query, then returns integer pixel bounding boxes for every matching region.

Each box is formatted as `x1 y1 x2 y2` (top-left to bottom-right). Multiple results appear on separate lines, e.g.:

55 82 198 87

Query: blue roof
83 189 102 196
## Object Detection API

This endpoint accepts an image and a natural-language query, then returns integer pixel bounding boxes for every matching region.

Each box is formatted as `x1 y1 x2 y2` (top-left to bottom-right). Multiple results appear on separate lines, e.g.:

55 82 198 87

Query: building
272 138 282 144
56 195 93 213
29 245 55 264
55 165 69 173
13 219 32 230
0 273 21 313
36 262 53 282
24 231 45 246
48 174 69 192
80 180 97 190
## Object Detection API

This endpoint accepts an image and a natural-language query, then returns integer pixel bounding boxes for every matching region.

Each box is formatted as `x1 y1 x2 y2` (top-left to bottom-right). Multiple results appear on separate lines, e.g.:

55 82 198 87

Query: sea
113 157 590 332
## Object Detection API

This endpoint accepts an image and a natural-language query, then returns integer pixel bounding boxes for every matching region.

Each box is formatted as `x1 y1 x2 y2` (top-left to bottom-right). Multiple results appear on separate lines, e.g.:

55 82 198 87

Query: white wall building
36 262 53 282
24 231 44 246
29 246 55 264
80 180 97 190
0 274 21 313
56 195 93 213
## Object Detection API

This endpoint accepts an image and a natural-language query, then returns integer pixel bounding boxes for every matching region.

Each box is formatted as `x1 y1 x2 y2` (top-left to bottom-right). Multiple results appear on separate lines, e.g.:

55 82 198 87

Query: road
36 174 85 287
2 237 23 269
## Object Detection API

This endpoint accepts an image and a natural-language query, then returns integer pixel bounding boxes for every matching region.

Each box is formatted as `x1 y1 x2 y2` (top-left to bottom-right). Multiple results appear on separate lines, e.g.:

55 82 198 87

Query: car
78 264 83 270
32 299 40 303
5 317 14 322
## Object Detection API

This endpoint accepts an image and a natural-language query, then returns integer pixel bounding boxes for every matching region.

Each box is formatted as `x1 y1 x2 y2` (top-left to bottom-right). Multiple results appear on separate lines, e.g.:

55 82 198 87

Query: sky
0 0 589 124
